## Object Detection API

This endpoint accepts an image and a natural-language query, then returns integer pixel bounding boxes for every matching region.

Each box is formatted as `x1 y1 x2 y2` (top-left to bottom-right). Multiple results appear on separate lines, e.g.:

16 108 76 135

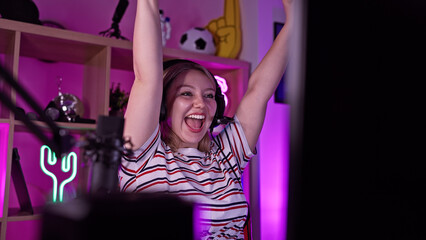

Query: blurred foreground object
41 193 195 240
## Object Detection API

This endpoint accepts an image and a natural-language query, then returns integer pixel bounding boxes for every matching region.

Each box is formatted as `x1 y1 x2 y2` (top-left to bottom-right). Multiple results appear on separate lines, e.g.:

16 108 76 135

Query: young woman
119 0 292 239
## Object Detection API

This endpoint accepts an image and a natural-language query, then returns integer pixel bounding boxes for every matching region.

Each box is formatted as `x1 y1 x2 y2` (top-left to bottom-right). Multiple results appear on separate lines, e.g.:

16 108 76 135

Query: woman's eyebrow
177 84 215 92
176 84 194 89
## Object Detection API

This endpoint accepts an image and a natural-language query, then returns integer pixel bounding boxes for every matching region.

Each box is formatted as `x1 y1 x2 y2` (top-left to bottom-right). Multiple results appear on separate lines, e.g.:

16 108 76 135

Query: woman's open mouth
185 114 205 132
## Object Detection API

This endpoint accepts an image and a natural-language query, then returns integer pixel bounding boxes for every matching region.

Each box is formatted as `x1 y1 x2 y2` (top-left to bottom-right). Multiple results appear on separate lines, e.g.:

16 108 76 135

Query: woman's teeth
187 114 205 120
185 114 205 130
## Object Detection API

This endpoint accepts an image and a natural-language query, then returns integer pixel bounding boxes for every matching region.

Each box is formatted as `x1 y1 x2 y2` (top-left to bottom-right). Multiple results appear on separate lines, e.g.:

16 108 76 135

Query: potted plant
109 83 129 116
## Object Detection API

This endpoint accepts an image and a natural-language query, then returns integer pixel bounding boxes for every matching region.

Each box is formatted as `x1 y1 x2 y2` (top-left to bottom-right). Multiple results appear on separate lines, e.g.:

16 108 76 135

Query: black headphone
160 59 232 131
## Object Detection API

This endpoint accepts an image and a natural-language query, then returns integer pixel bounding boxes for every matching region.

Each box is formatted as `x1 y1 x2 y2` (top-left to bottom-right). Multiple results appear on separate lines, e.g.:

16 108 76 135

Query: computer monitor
286 0 426 239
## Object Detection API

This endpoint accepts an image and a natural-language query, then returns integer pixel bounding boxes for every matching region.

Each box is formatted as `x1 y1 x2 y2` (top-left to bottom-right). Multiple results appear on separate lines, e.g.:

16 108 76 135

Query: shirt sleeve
119 124 161 191
213 116 255 176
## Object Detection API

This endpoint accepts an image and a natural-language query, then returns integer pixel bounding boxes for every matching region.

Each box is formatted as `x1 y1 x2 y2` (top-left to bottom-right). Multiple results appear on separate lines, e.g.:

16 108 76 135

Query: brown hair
160 60 216 152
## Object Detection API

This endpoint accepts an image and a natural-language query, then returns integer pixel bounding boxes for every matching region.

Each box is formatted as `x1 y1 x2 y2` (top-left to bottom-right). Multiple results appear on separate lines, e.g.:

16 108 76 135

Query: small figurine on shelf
99 0 129 40
160 9 171 47
109 83 129 117
44 76 96 124
50 76 84 122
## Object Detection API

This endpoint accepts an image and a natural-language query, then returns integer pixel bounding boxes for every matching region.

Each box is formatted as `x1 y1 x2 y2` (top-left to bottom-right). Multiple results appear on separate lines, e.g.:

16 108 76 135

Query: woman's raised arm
235 0 293 151
124 0 164 150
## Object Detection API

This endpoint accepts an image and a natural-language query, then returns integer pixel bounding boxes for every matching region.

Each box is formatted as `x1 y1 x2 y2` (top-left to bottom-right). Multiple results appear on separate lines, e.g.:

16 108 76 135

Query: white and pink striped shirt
119 117 254 239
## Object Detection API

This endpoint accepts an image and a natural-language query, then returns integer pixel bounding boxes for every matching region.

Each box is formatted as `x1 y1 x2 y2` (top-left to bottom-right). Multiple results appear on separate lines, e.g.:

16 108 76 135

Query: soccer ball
179 27 216 55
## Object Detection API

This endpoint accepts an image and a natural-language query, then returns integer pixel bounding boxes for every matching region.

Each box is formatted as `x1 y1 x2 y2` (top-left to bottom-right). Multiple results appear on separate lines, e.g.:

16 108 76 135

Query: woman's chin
179 132 206 148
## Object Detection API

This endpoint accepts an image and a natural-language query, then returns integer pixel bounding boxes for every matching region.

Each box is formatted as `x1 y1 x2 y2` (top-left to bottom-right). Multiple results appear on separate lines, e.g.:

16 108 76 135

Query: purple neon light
214 75 229 106
193 203 201 240
0 123 9 218
259 104 289 240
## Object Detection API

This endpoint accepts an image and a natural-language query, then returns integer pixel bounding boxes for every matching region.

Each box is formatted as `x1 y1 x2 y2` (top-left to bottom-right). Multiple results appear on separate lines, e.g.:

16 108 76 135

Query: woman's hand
283 0 293 24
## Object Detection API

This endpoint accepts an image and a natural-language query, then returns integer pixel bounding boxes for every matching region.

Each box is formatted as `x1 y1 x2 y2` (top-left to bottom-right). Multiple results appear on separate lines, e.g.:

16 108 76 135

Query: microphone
216 116 234 125
86 115 125 194
210 116 234 132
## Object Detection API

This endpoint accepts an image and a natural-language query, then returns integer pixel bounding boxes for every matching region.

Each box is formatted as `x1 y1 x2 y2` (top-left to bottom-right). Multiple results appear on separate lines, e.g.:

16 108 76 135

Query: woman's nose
193 94 205 108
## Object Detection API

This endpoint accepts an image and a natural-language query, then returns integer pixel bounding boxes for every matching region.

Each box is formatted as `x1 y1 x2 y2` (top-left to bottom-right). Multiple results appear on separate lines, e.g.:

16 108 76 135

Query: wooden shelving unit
0 18 250 240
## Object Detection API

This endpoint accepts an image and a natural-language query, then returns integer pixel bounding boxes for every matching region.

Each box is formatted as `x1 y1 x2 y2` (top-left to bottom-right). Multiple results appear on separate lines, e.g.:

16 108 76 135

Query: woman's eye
181 92 192 96
205 93 215 99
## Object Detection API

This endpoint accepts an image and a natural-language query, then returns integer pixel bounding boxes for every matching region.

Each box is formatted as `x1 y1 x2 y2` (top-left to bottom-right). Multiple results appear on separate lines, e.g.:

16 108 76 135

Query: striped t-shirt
119 117 255 239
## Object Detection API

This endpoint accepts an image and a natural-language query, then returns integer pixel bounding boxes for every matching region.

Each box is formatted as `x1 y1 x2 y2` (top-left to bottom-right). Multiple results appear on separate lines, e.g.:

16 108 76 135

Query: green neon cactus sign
40 145 77 202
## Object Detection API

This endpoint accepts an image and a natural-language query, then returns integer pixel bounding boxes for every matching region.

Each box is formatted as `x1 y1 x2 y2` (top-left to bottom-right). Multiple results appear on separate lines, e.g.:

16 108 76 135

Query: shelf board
1 18 250 73
0 118 11 124
108 46 252 72
0 19 131 48
0 18 132 65
163 47 250 70
14 120 96 134
7 206 43 221
20 32 106 64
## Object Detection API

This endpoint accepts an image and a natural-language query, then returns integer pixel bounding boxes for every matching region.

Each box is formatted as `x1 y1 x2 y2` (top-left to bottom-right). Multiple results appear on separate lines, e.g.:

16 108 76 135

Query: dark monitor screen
286 0 426 239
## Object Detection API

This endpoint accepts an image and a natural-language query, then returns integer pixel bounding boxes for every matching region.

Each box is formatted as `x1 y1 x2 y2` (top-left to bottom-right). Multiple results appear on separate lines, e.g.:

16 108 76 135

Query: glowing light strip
260 105 289 240
40 145 58 202
0 123 9 218
58 152 77 202
214 75 229 106
40 145 77 202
